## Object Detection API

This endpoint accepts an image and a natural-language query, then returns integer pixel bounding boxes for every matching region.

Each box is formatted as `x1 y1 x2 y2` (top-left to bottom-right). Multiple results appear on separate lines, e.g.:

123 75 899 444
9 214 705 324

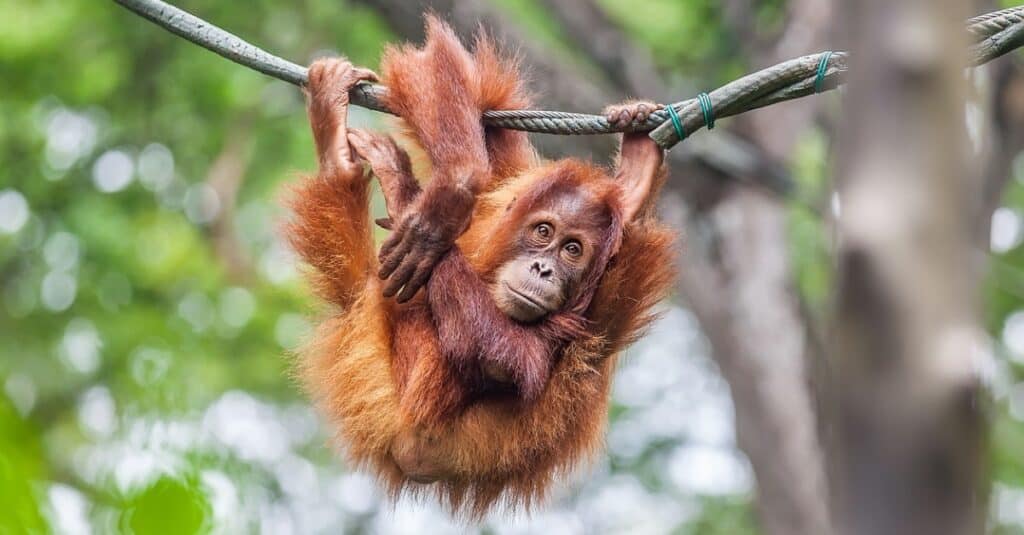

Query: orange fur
286 18 677 518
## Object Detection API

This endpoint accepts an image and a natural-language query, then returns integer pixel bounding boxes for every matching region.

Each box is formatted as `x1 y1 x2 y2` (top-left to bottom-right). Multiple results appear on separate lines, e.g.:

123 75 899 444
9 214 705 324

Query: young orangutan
286 18 677 517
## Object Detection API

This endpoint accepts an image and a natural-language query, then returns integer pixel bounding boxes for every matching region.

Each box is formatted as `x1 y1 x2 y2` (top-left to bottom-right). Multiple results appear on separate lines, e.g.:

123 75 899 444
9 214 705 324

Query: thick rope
113 0 1024 149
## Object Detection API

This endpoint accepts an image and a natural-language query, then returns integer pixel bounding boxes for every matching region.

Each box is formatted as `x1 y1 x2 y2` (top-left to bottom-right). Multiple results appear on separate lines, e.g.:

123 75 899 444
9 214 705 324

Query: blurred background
2 0 1023 533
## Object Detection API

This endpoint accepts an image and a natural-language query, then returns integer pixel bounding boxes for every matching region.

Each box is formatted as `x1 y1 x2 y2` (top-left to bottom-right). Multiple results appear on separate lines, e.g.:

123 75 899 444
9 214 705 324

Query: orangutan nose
530 261 553 279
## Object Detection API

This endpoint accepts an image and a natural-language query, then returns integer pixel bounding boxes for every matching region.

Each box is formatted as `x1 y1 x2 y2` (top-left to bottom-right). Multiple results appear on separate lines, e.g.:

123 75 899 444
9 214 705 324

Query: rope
697 93 715 130
665 104 685 142
113 0 1024 149
814 52 833 94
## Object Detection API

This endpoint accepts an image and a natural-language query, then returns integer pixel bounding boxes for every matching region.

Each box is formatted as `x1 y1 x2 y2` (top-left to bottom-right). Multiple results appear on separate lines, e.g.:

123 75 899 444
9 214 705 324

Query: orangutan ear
615 133 664 221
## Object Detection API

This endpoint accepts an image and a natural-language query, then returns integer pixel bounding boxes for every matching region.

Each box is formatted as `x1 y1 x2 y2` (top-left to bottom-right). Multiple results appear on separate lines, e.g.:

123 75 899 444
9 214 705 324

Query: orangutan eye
535 223 553 239
563 240 582 257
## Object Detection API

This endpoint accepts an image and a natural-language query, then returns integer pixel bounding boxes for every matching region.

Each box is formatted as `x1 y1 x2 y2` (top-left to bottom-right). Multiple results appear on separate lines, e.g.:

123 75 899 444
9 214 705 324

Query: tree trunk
829 1 986 534
665 186 832 535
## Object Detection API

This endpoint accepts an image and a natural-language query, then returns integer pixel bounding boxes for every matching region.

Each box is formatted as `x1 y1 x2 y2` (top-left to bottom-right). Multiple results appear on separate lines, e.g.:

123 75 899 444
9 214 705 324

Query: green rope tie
665 104 685 142
815 51 834 93
698 92 715 130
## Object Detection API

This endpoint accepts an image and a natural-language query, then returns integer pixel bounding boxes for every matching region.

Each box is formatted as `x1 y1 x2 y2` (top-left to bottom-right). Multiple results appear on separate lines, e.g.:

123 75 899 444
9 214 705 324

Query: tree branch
537 0 666 99
204 116 255 281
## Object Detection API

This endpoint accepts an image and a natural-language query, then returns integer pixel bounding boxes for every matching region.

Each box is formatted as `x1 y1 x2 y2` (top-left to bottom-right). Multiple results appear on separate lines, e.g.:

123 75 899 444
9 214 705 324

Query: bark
829 1 986 534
